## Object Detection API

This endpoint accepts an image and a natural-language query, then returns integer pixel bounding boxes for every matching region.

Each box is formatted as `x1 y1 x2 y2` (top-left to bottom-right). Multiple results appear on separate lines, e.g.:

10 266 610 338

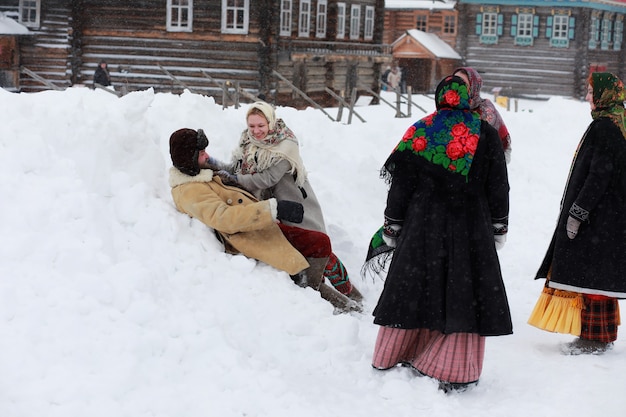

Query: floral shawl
590 72 626 140
383 75 481 182
232 118 307 187
454 67 505 133
363 76 482 277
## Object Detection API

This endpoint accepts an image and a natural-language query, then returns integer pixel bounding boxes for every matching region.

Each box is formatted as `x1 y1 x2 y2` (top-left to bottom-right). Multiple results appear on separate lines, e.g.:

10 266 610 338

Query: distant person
528 72 626 355
387 66 401 91
209 101 363 312
168 127 354 313
364 75 511 393
399 66 407 94
453 67 512 163
93 61 111 87
381 66 391 91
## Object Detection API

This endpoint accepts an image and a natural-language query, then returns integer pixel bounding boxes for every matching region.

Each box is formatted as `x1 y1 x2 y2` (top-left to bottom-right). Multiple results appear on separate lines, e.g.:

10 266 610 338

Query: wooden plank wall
78 0 261 96
4 0 389 107
12 0 74 92
384 9 458 48
457 4 589 98
274 0 387 107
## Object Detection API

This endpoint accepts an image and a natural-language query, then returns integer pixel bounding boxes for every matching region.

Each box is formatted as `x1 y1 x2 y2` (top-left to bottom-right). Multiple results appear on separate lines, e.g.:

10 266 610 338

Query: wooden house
391 29 462 92
0 0 391 107
456 0 626 98
383 1 460 92
0 12 30 91
384 0 459 47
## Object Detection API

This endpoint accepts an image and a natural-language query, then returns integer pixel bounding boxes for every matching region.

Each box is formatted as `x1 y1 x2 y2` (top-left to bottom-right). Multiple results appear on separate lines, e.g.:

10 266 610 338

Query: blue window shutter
476 14 483 35
614 20 623 50
511 14 517 36
546 16 553 38
533 15 540 38
569 16 575 40
497 14 503 36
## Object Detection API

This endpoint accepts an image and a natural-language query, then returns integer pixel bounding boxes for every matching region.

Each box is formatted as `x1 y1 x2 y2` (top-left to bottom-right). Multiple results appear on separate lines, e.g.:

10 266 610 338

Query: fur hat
169 128 209 176
246 101 277 130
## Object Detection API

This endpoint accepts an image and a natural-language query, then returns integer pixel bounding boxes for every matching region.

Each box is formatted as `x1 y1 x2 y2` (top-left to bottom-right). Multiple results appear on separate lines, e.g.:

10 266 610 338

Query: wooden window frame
316 0 328 38
517 13 533 38
477 11 502 45
552 15 569 40
364 5 375 40
349 4 361 40
336 2 346 39
547 11 574 48
298 0 311 37
482 12 498 37
280 0 293 36
443 14 456 35
601 14 614 50
221 0 249 35
416 14 427 32
614 16 623 51
167 0 193 32
19 0 40 28
589 13 601 49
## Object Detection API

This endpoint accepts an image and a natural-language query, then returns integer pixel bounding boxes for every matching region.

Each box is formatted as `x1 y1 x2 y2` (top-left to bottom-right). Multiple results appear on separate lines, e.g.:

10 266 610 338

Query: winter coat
94 67 111 86
373 120 512 336
536 117 626 297
236 159 326 233
387 69 401 89
169 168 309 275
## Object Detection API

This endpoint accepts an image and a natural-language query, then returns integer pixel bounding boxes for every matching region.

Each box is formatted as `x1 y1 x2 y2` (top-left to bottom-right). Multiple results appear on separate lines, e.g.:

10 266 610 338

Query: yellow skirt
528 285 584 336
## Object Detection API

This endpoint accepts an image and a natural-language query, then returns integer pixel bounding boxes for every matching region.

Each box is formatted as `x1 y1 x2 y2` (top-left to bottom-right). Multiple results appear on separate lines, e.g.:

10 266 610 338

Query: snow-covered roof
0 13 30 35
393 29 461 59
385 0 457 10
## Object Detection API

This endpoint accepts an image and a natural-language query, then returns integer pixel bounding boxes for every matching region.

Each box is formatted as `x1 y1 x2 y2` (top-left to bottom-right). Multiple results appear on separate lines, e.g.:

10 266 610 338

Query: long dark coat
373 121 512 336
536 118 626 297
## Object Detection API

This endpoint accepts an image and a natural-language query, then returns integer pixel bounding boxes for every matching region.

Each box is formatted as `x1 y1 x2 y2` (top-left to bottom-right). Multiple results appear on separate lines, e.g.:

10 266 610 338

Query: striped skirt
372 326 485 384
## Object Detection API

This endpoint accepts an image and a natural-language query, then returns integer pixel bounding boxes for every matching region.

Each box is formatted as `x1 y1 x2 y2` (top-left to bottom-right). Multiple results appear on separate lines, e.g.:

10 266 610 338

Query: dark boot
318 282 362 314
301 257 328 290
438 380 478 394
290 257 328 288
299 257 361 313
562 337 614 355
346 284 364 304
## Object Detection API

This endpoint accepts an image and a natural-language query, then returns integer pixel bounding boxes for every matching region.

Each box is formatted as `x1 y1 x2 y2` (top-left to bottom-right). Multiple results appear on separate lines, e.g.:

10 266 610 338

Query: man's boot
296 257 328 290
346 284 364 304
318 282 362 314
300 257 361 313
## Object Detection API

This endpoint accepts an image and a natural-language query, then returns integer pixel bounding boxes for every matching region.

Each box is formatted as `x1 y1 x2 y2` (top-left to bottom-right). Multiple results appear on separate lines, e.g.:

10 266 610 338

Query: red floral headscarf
387 75 482 180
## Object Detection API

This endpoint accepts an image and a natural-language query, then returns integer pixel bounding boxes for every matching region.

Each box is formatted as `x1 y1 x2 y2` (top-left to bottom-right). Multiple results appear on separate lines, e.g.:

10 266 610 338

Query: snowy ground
0 86 624 417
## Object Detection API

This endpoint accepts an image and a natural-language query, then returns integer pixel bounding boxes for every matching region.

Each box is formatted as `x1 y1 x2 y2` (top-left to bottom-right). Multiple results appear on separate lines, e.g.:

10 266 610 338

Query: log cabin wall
457 1 626 99
273 0 389 107
3 0 390 107
78 0 262 96
383 7 458 48
1 0 74 92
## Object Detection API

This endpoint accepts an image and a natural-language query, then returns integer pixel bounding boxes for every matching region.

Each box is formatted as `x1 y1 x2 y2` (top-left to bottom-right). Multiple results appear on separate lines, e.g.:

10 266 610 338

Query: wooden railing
277 40 392 56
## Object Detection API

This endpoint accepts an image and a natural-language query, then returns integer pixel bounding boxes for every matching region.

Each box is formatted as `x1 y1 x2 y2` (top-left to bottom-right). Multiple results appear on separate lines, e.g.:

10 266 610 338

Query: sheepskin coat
169 168 309 275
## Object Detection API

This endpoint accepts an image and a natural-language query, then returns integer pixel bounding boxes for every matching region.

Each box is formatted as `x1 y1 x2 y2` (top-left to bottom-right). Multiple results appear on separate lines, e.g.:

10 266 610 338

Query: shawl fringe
361 226 395 280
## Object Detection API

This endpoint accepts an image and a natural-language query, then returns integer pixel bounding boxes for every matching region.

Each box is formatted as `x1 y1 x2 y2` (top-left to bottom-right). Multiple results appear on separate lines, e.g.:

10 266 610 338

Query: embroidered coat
169 168 309 275
372 76 512 336
536 117 626 297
